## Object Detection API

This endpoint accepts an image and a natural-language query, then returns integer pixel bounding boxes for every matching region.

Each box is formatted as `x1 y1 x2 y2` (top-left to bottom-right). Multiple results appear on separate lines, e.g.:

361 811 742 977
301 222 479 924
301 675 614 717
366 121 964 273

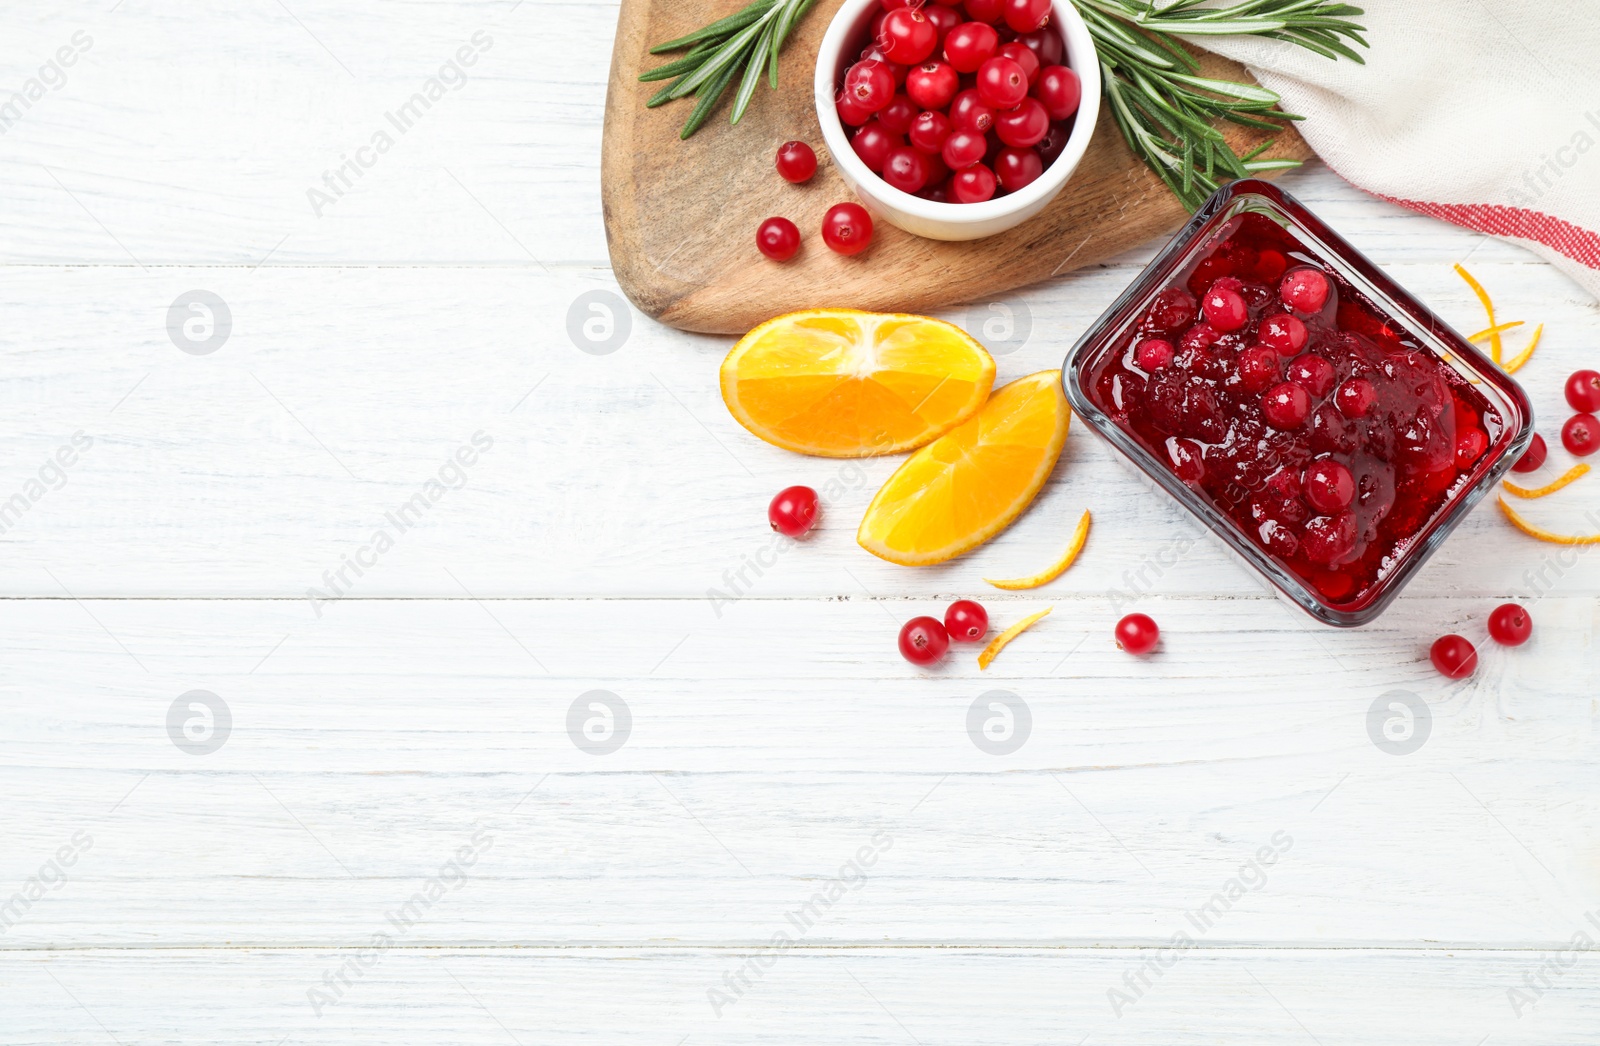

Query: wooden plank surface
600 0 1311 333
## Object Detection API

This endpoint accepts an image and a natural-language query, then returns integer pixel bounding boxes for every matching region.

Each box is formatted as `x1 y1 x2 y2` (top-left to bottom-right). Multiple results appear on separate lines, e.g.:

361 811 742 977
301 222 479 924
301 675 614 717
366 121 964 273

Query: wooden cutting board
602 0 1311 335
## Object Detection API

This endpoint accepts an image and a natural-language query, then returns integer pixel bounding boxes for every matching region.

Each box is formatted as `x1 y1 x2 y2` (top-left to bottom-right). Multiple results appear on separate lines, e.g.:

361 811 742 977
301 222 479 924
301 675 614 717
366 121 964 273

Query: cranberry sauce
1084 211 1503 607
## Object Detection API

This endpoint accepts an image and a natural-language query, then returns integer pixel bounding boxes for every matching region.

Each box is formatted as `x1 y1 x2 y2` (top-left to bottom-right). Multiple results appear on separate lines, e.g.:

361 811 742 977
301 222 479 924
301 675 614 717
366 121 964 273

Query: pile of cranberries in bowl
837 0 1082 203
1083 210 1506 608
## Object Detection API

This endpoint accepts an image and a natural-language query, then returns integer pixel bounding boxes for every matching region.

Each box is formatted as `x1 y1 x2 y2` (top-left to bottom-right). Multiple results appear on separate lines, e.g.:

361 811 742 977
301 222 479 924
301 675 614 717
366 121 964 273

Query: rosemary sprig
1077 0 1367 209
640 0 819 140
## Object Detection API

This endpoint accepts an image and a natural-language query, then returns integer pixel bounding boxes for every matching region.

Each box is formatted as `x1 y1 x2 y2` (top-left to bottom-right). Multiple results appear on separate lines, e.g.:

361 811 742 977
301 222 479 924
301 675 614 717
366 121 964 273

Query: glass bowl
1062 179 1534 627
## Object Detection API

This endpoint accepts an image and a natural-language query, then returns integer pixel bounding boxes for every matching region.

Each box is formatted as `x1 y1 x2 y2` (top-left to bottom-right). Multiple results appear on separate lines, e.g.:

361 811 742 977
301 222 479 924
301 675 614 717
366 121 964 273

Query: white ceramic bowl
814 0 1100 241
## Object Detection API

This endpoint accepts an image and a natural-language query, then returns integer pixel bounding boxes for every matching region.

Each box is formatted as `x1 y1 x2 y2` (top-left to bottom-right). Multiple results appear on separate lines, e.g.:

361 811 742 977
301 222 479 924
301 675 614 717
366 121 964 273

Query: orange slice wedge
857 370 1072 566
984 510 1092 590
720 309 996 458
978 607 1052 669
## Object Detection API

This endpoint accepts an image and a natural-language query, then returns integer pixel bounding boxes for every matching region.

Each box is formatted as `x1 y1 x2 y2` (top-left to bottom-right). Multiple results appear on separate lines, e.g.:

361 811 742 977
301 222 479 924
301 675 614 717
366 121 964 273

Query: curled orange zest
984 510 1092 590
1504 323 1544 374
1454 264 1501 363
1502 463 1589 499
1467 320 1523 343
1497 496 1600 545
977 607 1052 670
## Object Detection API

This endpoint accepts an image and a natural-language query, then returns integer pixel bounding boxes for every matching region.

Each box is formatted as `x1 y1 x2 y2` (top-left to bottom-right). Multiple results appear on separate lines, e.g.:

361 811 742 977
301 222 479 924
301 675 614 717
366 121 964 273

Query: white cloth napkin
1197 3 1600 296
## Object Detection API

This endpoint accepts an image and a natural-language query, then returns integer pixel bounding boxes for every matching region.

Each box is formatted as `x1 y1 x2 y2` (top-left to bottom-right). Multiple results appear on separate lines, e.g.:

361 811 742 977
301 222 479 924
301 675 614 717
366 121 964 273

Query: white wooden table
3 3 1598 1043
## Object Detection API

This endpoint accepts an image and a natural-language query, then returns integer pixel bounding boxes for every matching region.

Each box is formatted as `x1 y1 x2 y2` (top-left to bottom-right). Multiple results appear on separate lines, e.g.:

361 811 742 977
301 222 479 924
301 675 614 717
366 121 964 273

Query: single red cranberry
1114 613 1160 654
908 109 953 152
1259 313 1308 356
1015 27 1062 65
1301 511 1356 565
1487 603 1532 646
997 41 1040 84
1562 412 1599 456
944 600 989 642
1511 433 1547 473
1455 427 1487 469
852 121 902 171
905 60 959 110
1303 459 1355 514
878 7 938 64
1280 267 1331 312
1033 64 1080 120
821 203 873 255
768 485 819 535
950 163 997 202
942 129 988 169
844 60 897 112
993 146 1042 191
964 0 1005 21
837 94 874 127
1202 283 1249 332
943 21 999 71
1335 378 1377 418
949 88 995 132
1146 288 1197 332
1003 0 1052 32
775 141 818 183
1565 369 1600 412
1262 382 1312 429
1429 634 1478 679
994 97 1049 147
1136 338 1175 372
923 3 961 41
1238 345 1281 393
899 616 951 665
976 55 1029 108
755 217 801 261
1288 354 1335 398
877 94 917 134
882 146 932 193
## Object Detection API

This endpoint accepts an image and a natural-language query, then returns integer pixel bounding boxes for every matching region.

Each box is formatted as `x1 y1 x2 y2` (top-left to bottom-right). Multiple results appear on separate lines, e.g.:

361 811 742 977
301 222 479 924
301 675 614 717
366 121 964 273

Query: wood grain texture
601 0 1312 333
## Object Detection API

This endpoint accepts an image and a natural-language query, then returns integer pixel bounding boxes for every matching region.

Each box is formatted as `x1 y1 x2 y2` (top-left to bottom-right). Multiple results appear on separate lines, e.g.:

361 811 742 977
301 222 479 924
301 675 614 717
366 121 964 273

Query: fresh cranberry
994 97 1049 147
905 60 959 110
755 217 801 261
944 599 989 642
852 121 902 171
997 41 1039 84
1202 283 1249 332
821 203 873 255
1280 267 1331 313
950 162 997 202
882 146 932 193
1033 64 1080 120
909 109 953 152
775 141 817 183
976 55 1029 108
1114 613 1160 654
949 88 995 132
837 94 874 127
920 181 952 203
1258 313 1308 355
1136 338 1174 372
1303 459 1355 514
899 616 950 665
1262 382 1312 429
877 94 917 134
964 0 1004 22
924 4 961 41
993 146 1042 191
1335 378 1376 418
942 129 988 169
1563 413 1600 456
1429 634 1477 679
1004 0 1051 31
1146 288 1197 332
878 7 938 64
1487 603 1532 646
1566 369 1600 412
844 60 897 112
1288 354 1335 398
1167 438 1205 482
1237 345 1281 392
768 485 819 535
1511 433 1547 473
1015 27 1062 65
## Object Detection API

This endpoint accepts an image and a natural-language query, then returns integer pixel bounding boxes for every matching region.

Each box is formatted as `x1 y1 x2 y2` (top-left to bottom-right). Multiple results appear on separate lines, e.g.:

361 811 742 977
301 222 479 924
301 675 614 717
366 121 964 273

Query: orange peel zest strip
1497 496 1600 545
1454 264 1502 363
984 510 1092 590
1504 323 1544 374
977 607 1052 670
1502 463 1589 499
1466 320 1523 343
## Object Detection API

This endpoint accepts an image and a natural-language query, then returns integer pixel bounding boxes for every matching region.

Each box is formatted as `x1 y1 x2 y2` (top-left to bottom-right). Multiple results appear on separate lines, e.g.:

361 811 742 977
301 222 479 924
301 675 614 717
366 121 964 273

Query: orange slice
1502 463 1588 499
720 309 995 458
978 607 1052 670
1497 496 1600 544
857 370 1072 566
984 509 1092 590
